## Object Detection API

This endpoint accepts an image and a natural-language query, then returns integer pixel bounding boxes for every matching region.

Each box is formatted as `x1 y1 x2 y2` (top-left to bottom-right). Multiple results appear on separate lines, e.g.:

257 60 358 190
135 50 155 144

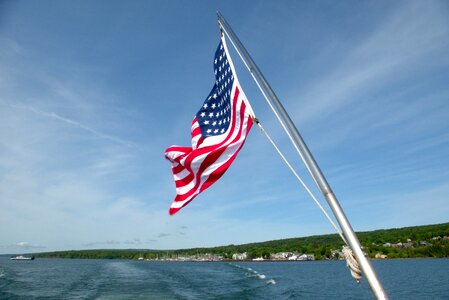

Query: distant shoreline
4 222 447 260
26 222 449 261
4 256 449 262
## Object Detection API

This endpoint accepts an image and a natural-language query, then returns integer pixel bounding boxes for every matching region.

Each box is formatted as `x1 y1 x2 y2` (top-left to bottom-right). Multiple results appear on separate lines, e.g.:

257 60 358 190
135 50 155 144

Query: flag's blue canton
196 42 235 138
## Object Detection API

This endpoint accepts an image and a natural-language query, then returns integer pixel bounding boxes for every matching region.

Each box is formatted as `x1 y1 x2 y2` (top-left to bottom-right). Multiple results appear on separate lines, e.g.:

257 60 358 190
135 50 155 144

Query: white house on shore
270 252 315 261
232 252 247 260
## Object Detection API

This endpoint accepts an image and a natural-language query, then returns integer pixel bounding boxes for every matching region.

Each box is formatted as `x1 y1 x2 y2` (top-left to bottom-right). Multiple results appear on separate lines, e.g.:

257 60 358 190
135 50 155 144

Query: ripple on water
228 263 276 286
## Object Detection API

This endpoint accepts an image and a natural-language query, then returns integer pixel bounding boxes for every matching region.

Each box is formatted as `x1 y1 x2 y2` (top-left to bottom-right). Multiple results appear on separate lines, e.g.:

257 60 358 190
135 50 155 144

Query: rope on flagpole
343 246 363 283
253 118 347 245
254 118 362 282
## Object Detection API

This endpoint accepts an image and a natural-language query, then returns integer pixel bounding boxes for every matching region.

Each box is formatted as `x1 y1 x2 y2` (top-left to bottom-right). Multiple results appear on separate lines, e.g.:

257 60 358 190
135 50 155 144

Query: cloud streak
292 1 449 127
3 102 137 148
2 242 47 250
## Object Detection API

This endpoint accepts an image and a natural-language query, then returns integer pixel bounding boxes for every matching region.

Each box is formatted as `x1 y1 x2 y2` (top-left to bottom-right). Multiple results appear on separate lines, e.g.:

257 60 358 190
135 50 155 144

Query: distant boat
252 257 265 261
10 255 35 260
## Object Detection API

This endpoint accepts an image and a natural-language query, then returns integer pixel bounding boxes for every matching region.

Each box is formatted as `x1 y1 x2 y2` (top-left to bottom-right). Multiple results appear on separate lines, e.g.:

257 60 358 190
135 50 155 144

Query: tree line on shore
35 222 449 260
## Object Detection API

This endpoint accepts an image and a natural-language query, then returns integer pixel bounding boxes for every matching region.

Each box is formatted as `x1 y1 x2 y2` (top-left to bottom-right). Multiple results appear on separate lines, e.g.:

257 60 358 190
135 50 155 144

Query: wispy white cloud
2 102 136 148
298 3 448 120
82 238 154 247
83 240 121 247
4 242 46 250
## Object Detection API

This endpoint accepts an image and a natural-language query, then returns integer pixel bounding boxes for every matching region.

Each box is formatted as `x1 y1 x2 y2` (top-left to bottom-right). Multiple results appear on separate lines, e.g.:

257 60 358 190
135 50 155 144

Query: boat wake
228 263 276 285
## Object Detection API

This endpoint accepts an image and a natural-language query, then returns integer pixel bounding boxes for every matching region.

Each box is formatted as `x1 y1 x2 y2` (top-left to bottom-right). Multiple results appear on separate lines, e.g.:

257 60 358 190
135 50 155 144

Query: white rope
255 119 363 283
254 119 347 245
253 106 364 284
342 246 363 283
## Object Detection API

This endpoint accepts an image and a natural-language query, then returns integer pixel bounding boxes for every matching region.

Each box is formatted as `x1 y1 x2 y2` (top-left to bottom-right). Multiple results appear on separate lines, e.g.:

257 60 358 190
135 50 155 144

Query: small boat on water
10 255 35 260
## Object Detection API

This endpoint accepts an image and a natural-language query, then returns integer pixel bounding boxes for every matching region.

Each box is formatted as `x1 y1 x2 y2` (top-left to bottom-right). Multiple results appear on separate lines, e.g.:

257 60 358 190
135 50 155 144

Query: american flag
165 38 254 215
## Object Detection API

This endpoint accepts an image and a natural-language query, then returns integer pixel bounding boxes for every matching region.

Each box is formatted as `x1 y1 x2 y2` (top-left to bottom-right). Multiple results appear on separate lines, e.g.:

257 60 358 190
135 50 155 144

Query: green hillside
36 222 449 260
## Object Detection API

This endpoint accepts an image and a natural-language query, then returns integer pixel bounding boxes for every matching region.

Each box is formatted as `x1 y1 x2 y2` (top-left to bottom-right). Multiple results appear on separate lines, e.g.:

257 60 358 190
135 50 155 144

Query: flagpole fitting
217 11 224 37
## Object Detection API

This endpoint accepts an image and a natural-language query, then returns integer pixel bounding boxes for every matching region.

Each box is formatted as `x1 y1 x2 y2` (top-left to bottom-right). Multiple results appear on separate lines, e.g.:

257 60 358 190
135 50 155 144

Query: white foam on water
228 263 275 285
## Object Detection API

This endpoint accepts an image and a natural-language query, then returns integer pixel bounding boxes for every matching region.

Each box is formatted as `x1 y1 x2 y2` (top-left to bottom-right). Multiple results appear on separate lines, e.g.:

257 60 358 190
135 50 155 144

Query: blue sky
1 0 448 254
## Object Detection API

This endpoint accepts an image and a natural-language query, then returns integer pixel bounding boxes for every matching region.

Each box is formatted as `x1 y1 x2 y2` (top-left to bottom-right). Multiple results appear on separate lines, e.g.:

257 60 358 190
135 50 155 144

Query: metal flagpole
217 12 388 300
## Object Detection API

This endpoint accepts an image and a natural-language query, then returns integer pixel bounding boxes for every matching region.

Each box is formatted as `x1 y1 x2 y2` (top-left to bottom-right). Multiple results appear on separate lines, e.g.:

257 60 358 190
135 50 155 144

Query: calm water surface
0 257 448 299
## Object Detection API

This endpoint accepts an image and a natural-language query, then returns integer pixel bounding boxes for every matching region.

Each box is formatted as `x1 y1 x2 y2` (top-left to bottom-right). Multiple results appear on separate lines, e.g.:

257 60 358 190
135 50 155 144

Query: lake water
0 257 448 299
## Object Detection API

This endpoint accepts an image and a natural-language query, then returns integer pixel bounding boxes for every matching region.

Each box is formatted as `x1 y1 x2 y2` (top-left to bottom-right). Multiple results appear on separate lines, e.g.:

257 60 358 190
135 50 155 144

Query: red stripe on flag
165 39 253 215
169 96 251 212
169 89 245 202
